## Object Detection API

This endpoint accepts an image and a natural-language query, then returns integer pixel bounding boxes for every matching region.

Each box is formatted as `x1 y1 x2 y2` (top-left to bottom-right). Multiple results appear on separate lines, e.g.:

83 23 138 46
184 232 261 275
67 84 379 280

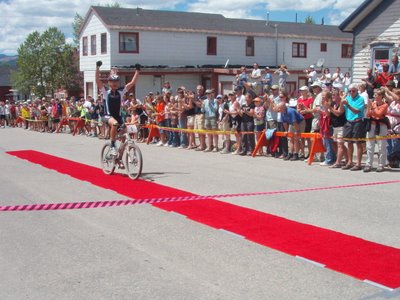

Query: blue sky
0 0 364 55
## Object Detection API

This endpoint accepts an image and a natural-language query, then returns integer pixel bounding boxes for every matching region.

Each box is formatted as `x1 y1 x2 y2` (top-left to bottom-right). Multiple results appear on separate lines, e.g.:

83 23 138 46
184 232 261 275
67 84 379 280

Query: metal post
275 25 278 67
266 14 279 68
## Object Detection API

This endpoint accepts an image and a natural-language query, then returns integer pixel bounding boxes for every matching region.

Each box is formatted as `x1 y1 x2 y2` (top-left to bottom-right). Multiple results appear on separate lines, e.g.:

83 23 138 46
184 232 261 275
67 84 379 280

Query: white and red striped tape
1 180 399 212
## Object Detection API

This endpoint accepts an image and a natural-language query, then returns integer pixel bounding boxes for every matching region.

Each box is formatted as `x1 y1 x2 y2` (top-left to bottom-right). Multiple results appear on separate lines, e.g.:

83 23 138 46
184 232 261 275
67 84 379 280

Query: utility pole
266 12 279 67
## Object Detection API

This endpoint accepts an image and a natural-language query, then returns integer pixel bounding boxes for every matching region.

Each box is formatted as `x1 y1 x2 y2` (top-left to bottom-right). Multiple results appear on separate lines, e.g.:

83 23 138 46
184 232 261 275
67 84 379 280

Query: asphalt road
0 127 399 300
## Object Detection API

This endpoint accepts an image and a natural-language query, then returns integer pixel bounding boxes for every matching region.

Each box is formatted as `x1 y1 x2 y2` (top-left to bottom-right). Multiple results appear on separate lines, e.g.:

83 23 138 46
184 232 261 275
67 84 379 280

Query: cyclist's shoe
110 146 118 156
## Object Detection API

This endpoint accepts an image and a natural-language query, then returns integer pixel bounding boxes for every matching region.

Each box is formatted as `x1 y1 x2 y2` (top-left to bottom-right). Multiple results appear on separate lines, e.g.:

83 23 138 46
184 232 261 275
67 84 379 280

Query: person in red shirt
297 86 314 158
155 95 168 146
375 63 394 88
10 101 17 127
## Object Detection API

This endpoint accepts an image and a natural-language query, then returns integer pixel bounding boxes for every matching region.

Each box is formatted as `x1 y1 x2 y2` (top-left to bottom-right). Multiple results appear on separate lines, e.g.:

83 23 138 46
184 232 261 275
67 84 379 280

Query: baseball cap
310 65 315 69
265 67 270 70
205 89 213 94
299 86 309 91
311 82 322 88
271 85 279 90
228 91 235 96
216 94 223 99
234 86 242 92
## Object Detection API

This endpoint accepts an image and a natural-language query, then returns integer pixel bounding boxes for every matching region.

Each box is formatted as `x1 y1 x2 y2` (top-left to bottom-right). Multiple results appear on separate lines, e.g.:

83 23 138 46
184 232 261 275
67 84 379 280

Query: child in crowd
319 91 336 166
253 97 266 155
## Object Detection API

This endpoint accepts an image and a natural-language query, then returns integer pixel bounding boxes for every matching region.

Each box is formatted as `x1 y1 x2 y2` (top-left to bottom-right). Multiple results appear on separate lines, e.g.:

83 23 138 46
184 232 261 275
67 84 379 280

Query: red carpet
7 150 194 200
7 150 400 289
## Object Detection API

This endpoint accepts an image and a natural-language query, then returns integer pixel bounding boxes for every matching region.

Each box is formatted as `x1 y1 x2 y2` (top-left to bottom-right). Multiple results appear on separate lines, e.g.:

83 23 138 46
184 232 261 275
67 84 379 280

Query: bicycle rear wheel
125 144 143 180
101 143 116 175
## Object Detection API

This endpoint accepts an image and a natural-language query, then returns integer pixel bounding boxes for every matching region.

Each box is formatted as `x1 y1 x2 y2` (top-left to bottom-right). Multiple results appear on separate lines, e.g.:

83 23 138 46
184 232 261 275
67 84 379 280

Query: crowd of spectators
2 55 400 171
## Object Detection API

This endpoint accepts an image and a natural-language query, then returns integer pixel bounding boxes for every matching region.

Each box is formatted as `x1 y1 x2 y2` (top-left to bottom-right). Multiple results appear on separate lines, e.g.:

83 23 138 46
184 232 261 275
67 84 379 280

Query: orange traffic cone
56 118 69 133
252 129 268 157
308 133 326 165
146 124 160 144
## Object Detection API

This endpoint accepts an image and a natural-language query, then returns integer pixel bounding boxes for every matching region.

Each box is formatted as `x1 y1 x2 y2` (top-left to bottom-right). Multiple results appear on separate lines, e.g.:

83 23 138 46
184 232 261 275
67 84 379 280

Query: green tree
12 27 82 98
59 46 83 97
304 15 315 24
72 13 84 47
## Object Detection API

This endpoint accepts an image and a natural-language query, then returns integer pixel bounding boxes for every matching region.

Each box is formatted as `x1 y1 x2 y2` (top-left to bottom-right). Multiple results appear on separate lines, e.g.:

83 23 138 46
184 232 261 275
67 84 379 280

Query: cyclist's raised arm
125 64 141 92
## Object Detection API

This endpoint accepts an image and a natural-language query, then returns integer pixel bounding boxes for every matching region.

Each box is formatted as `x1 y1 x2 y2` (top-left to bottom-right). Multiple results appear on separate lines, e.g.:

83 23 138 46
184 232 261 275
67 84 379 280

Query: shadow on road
141 172 190 181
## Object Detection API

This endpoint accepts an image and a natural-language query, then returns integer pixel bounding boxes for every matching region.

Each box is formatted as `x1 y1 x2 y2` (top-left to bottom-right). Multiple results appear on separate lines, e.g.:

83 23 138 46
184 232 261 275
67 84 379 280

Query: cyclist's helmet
108 75 120 81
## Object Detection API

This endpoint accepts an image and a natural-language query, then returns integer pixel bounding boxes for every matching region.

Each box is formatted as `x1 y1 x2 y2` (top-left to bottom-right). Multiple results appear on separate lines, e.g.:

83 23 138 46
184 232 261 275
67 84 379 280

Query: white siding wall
80 13 111 72
109 29 351 70
279 38 352 71
132 74 201 99
109 30 278 67
162 74 202 92
352 1 400 83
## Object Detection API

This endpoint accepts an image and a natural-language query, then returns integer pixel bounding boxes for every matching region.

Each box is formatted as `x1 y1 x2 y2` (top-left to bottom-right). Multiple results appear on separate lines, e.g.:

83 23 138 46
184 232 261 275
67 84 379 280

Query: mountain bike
101 124 143 180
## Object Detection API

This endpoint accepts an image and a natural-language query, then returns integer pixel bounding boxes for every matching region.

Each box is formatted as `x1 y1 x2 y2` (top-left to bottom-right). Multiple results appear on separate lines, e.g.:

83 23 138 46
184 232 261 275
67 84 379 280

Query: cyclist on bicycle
96 61 140 155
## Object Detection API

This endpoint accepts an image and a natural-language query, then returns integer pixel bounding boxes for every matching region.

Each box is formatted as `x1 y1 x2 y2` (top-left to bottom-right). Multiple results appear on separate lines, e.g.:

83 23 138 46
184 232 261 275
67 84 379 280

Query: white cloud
329 0 365 25
187 0 263 19
265 0 336 12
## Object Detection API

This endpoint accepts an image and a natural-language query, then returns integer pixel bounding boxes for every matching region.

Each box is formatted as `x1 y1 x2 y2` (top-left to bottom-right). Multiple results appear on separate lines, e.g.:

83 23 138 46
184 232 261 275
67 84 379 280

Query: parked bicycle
101 124 143 180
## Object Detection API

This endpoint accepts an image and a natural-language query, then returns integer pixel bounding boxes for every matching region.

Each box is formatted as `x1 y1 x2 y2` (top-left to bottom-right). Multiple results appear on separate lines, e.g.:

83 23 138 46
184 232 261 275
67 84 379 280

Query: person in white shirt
4 100 11 127
320 68 332 89
358 83 369 118
235 87 246 107
304 65 317 87
343 72 352 93
332 67 344 89
244 63 262 95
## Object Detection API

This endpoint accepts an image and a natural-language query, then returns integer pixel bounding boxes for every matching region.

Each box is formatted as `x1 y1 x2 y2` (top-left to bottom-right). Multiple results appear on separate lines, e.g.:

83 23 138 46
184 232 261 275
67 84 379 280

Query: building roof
82 6 351 41
339 0 385 32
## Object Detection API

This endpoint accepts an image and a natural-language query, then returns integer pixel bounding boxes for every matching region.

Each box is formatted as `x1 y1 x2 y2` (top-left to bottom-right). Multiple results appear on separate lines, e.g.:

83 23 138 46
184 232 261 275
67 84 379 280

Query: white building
340 0 400 84
79 6 352 99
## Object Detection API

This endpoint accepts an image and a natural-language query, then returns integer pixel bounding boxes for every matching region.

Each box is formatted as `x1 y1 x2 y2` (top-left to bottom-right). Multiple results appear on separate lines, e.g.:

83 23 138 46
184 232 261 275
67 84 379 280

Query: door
86 82 94 98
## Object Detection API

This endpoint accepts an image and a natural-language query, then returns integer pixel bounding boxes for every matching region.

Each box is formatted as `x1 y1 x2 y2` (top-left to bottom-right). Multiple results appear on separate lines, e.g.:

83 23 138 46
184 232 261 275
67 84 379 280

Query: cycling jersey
101 86 128 118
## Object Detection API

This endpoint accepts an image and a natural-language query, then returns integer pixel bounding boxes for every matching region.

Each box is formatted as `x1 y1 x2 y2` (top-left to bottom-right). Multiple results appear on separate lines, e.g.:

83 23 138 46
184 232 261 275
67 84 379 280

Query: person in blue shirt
235 67 248 91
201 89 218 152
340 83 366 171
262 67 273 93
277 101 305 161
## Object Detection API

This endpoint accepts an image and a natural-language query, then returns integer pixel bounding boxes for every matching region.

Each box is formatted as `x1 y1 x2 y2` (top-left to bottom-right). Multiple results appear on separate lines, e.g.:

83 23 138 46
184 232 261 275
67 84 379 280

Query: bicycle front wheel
101 143 116 175
125 144 143 180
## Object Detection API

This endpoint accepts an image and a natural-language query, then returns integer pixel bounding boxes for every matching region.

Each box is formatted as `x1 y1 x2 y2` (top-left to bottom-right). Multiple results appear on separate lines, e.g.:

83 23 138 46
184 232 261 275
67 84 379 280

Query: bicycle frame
115 128 136 161
101 124 143 179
